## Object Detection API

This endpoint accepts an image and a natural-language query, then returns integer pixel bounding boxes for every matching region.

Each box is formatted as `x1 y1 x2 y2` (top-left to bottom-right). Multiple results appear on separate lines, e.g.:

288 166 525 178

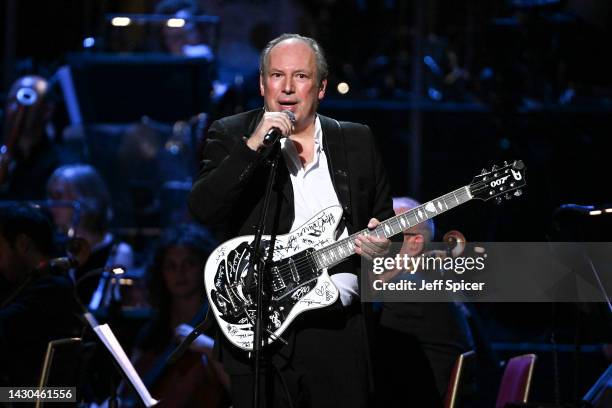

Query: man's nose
282 77 294 93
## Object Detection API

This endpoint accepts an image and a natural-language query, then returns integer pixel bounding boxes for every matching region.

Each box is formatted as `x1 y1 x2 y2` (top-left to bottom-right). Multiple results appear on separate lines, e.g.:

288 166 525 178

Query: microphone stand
246 141 282 408
165 137 285 407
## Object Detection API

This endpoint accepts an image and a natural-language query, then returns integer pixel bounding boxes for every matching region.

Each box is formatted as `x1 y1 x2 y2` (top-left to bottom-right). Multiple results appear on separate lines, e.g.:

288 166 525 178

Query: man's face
260 39 327 131
161 246 203 299
47 178 78 234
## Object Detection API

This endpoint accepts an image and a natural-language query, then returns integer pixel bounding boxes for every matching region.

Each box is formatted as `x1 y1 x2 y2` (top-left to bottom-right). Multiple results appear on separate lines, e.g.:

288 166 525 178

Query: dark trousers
228 309 370 408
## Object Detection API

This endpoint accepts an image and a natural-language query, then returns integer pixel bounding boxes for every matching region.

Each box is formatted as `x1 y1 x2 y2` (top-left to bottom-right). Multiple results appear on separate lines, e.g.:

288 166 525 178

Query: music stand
36 337 90 408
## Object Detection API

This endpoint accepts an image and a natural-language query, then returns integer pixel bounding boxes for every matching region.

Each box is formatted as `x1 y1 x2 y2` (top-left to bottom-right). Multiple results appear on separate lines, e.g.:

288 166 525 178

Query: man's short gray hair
259 33 329 85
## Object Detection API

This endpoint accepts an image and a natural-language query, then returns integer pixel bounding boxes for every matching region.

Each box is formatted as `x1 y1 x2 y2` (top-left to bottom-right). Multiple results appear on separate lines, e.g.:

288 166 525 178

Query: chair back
444 350 476 408
36 338 83 408
495 353 537 408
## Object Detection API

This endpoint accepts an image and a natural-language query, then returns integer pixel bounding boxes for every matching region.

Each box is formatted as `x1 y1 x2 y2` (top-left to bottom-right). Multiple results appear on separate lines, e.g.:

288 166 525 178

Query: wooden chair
444 350 475 408
36 338 83 408
495 353 537 408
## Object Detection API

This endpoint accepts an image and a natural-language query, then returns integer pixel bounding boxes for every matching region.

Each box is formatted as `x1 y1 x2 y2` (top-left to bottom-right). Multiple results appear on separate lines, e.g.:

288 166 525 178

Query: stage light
167 18 186 28
605 208 612 213
83 37 95 48
112 267 126 275
337 82 349 94
111 17 131 27
428 87 442 101
589 210 602 216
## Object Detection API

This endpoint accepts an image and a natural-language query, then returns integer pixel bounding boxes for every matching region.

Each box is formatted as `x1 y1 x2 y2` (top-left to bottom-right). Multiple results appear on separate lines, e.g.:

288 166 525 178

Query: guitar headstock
470 160 526 203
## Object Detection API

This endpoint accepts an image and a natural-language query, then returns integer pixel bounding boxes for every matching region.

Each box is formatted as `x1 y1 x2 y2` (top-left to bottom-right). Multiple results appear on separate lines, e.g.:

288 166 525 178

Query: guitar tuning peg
481 168 487 175
491 165 499 171
504 160 508 166
495 196 503 205
514 189 523 197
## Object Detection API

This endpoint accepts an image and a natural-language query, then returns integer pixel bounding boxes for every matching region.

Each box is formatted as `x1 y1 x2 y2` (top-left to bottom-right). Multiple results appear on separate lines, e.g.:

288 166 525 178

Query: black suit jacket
188 109 395 375
189 109 394 241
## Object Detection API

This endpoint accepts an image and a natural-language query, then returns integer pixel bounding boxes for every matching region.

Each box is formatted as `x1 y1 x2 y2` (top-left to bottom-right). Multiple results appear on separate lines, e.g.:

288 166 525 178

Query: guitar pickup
288 258 299 283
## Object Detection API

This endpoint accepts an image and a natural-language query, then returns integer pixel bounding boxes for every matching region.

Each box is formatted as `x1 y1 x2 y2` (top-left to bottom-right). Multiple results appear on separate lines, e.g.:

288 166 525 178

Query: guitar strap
323 117 353 236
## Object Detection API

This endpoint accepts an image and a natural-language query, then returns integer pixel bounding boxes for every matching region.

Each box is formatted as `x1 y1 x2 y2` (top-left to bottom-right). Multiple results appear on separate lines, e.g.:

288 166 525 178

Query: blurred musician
124 223 229 407
154 0 214 59
0 204 81 387
46 164 134 306
375 197 473 408
0 75 74 200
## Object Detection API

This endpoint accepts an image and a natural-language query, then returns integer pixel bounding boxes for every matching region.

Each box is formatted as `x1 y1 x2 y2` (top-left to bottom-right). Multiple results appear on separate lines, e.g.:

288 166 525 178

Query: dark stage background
2 0 612 406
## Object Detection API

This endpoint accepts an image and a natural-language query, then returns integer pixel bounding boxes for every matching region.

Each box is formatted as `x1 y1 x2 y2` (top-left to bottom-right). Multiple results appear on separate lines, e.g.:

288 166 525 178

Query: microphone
262 110 296 147
34 237 90 275
33 255 80 277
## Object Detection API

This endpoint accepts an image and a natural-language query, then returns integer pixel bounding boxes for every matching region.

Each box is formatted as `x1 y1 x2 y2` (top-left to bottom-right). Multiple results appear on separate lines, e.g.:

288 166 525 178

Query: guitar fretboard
312 186 472 269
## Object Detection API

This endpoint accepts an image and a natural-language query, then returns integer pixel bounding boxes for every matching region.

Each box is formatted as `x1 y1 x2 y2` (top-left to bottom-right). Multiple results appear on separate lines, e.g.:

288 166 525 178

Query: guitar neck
313 186 473 269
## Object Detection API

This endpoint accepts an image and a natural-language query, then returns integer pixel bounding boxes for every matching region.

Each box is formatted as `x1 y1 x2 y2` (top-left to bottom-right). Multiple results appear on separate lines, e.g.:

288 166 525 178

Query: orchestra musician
45 164 134 306
124 223 229 407
375 197 473 408
0 204 81 387
0 75 77 200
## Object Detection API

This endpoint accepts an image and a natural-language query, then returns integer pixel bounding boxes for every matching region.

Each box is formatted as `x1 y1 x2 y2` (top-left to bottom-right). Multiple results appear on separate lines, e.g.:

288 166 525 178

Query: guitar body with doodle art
204 206 343 351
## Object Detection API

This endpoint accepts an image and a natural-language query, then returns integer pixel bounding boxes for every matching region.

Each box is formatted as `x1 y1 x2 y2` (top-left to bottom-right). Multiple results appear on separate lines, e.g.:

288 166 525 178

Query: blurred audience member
155 0 213 60
0 204 81 386
0 75 75 200
125 223 229 407
46 164 134 306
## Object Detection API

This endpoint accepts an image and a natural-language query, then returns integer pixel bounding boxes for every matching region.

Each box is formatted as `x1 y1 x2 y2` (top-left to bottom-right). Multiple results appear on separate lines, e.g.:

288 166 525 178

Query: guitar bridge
270 266 286 291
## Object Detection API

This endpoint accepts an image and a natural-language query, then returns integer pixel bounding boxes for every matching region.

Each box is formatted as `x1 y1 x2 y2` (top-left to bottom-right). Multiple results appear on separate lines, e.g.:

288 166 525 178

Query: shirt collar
314 115 322 153
281 115 323 174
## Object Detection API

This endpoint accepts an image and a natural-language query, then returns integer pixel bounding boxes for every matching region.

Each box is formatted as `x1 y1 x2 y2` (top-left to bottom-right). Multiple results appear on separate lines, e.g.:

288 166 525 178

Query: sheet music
92 324 158 407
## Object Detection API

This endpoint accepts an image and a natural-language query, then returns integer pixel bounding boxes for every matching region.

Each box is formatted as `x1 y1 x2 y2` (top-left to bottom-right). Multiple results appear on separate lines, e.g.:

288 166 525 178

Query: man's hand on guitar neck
354 218 391 261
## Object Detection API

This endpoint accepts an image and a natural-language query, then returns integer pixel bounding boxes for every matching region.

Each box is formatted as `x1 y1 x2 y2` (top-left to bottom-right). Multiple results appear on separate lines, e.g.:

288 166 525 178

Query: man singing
189 33 394 408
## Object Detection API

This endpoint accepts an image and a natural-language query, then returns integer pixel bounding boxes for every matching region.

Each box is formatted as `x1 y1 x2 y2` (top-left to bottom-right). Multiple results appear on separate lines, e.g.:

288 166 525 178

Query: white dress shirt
280 116 358 306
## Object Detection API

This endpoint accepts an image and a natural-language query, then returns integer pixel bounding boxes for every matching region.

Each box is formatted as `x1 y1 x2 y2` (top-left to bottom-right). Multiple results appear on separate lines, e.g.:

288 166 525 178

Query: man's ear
318 79 327 100
259 74 265 97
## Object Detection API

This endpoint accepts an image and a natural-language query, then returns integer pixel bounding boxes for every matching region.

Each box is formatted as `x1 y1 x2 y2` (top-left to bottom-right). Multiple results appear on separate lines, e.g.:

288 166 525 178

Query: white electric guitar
204 160 527 350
